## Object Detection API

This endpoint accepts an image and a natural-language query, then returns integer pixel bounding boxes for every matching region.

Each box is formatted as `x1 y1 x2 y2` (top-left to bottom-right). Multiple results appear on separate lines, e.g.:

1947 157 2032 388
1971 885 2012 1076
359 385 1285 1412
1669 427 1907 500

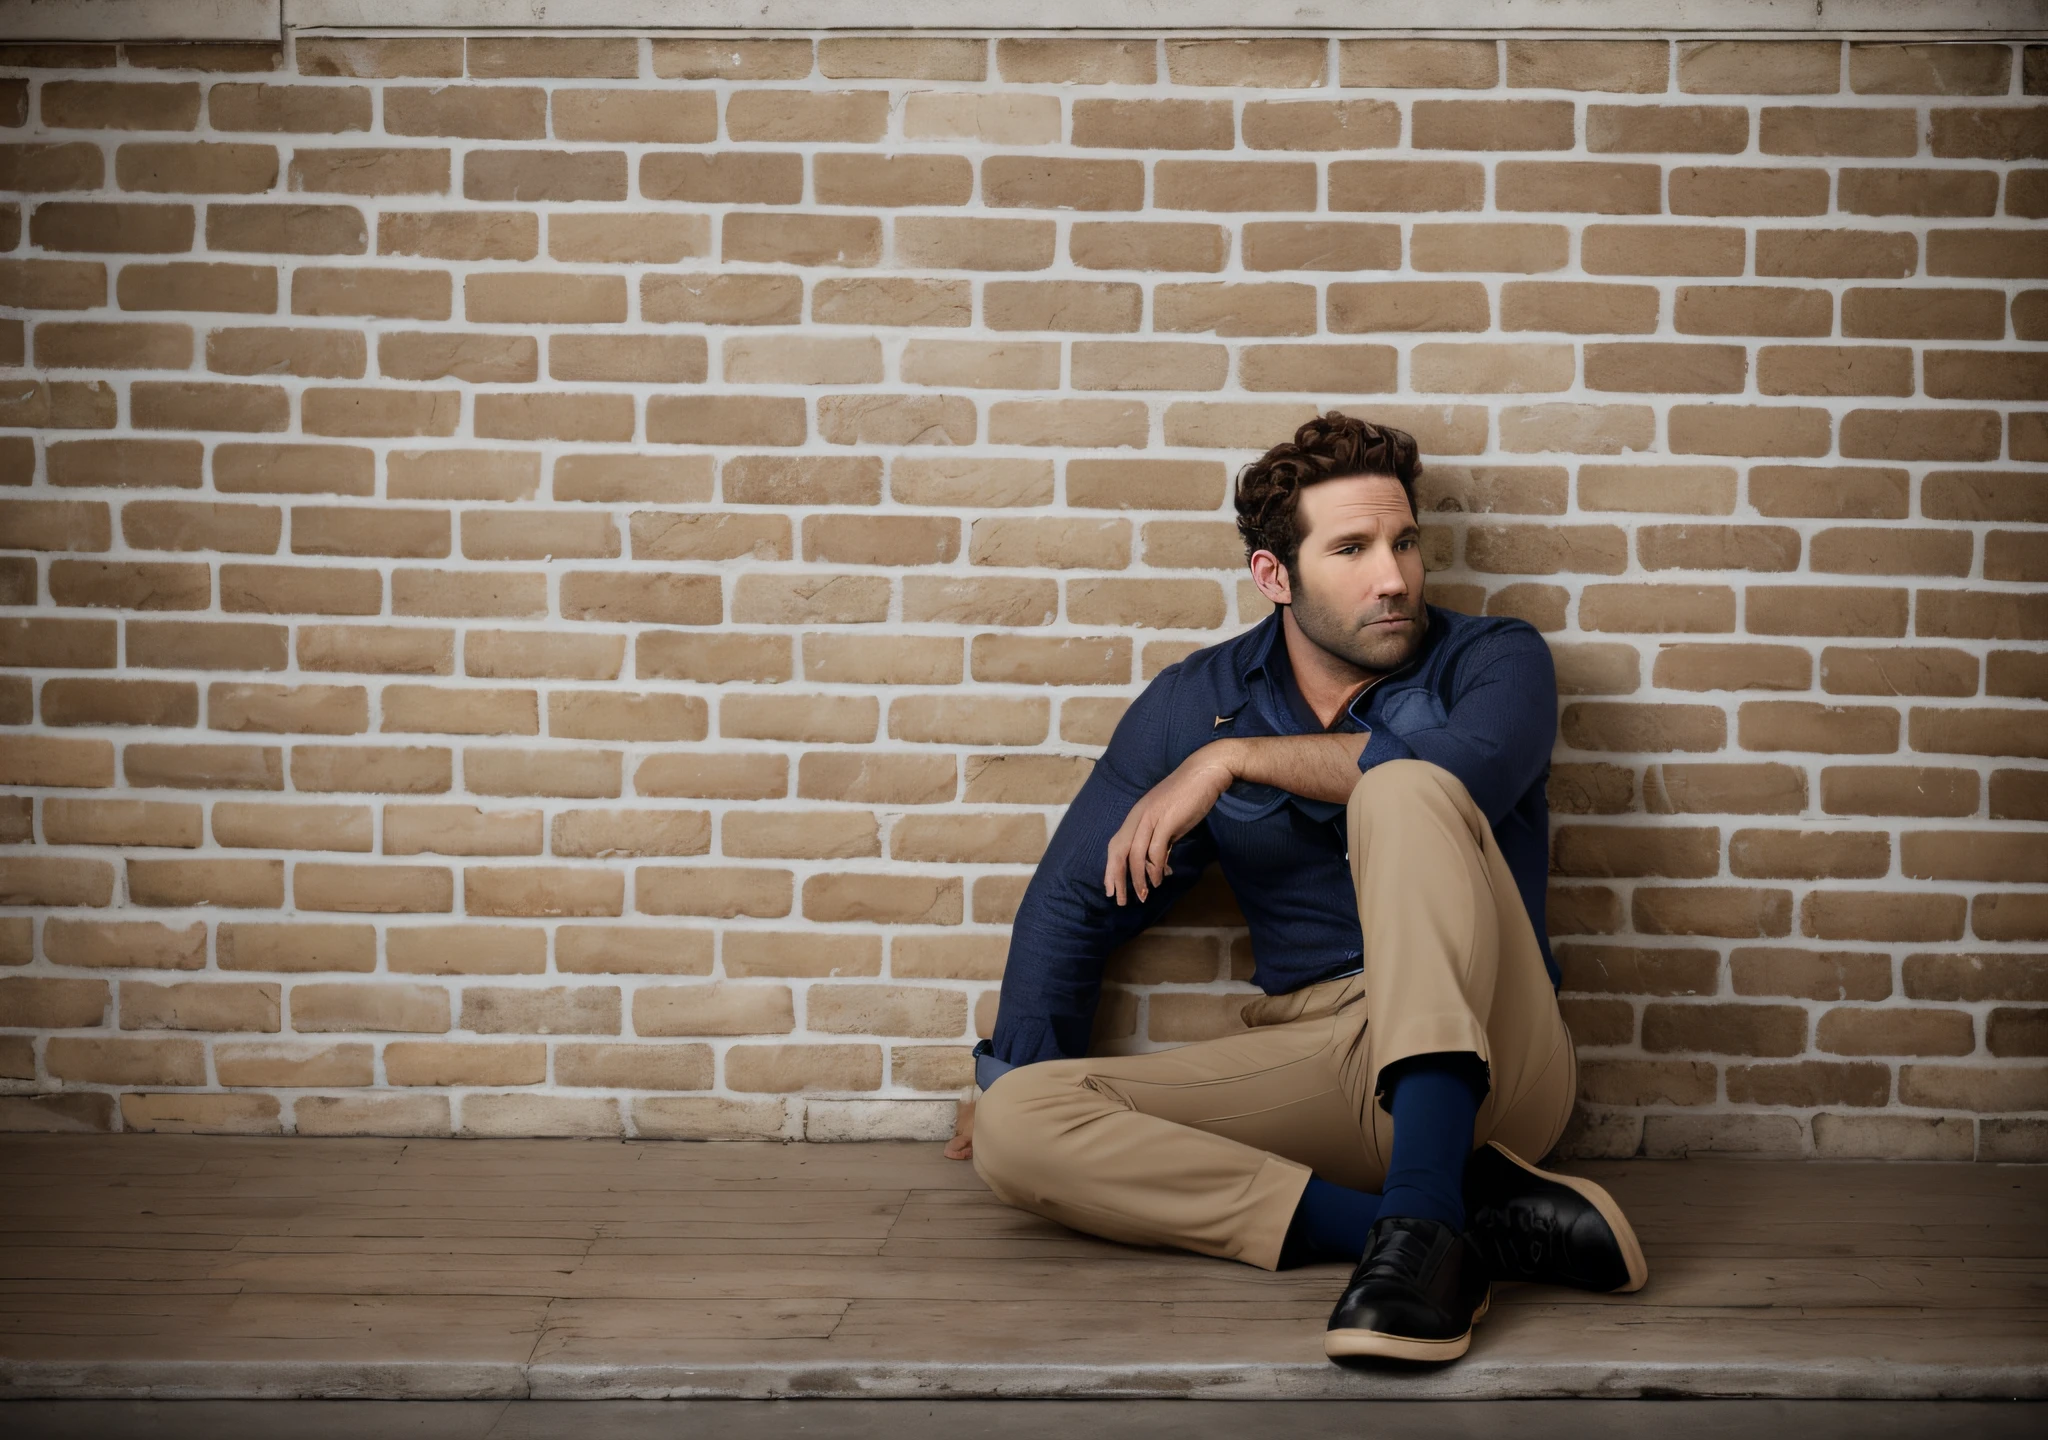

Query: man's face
1276 472 1429 675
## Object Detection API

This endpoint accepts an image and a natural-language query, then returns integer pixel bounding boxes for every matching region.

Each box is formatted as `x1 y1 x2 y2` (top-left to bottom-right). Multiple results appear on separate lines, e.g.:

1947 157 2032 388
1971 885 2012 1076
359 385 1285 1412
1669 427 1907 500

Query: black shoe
1323 1216 1490 1363
1462 1140 1649 1293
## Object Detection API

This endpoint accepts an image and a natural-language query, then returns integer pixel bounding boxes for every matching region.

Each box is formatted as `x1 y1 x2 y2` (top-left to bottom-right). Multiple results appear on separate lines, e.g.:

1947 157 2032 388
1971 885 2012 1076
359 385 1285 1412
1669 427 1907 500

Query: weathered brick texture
0 32 2041 1156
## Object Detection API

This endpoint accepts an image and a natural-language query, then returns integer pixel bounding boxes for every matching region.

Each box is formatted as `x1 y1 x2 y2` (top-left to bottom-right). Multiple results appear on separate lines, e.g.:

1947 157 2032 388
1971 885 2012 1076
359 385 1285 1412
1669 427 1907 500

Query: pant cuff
1245 1152 1317 1272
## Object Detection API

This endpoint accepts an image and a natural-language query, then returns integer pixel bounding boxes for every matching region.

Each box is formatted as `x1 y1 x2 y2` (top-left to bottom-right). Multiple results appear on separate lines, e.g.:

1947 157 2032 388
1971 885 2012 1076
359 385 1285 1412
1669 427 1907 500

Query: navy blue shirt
976 603 1558 1090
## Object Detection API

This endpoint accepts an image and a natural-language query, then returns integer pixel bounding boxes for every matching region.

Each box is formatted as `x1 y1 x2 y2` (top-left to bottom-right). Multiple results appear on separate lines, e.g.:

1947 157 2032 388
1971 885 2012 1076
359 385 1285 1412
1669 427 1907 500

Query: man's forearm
1216 732 1371 805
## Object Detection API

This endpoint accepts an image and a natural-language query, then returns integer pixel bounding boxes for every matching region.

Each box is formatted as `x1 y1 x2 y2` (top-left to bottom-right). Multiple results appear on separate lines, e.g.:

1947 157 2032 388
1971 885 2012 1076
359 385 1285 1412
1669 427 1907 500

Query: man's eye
1395 536 1417 550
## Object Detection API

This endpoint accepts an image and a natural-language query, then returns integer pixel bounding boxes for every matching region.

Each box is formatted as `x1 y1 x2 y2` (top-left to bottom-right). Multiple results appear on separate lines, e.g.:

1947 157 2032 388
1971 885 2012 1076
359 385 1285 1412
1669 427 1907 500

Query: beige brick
42 797 201 849
2 616 118 670
1648 643 1809 693
0 733 113 788
560 573 719 627
0 976 109 1029
889 696 1049 747
1680 40 1840 94
804 635 961 686
1413 341 1575 396
1803 890 1967 943
800 983 965 1039
288 979 448 1036
44 1035 209 1082
128 379 287 433
547 1041 709 1091
632 751 788 800
1332 37 1492 88
291 744 446 802
1671 404 1832 458
466 630 618 680
1821 764 1978 818
1840 168 2000 219
552 809 709 860
209 442 370 498
720 693 877 744
215 1040 372 1087
378 332 537 384
731 574 887 626
541 213 708 267
647 395 806 448
639 151 801 206
1327 281 1489 334
635 866 791 918
461 510 618 562
295 862 450 914
382 1039 541 1087
794 753 955 808
1851 43 2011 95
458 985 620 1037
636 633 792 686
547 691 706 743
119 979 278 1033
293 1093 449 1135
635 982 794 1036
209 82 370 135
1561 701 1726 754
384 804 542 859
1557 943 1715 997
556 454 713 506
722 810 878 862
390 570 546 620
803 873 962 926
890 814 1046 867
212 801 371 852
903 91 1059 145
217 921 373 973
1070 221 1227 272
464 866 622 918
556 926 713 977
1586 104 1748 154
288 146 449 196
725 1043 881 1093
381 685 537 736
35 677 184 733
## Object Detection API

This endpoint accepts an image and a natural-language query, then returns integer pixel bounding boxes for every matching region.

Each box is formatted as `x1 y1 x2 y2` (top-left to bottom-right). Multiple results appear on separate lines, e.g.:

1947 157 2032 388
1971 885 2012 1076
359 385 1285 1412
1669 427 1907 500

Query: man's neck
1278 607 1389 730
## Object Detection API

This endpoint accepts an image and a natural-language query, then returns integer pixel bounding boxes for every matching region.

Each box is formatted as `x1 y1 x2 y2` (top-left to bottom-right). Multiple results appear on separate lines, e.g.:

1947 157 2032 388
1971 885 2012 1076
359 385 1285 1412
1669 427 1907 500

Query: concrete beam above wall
5 0 2043 43
0 0 280 41
281 1 2048 32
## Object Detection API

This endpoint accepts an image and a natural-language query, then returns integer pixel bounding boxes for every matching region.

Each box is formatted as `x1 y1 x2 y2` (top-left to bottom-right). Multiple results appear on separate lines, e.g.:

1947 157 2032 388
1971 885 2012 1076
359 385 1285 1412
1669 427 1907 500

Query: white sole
1489 1142 1650 1293
1323 1287 1489 1362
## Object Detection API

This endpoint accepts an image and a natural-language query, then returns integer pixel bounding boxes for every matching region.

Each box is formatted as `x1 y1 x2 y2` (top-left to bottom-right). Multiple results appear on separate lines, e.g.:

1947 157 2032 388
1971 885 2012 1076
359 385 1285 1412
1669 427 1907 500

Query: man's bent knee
1347 758 1475 814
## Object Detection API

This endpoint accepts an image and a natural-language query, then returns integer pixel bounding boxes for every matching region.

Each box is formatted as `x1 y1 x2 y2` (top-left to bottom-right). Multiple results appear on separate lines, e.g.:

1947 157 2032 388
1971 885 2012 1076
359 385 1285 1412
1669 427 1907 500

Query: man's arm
1104 627 1557 896
987 670 1216 1075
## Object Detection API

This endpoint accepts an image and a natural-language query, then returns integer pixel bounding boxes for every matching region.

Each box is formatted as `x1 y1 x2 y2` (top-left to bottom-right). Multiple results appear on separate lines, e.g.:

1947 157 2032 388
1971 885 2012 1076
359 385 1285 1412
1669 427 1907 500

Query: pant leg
1347 759 1576 1167
971 972 1373 1271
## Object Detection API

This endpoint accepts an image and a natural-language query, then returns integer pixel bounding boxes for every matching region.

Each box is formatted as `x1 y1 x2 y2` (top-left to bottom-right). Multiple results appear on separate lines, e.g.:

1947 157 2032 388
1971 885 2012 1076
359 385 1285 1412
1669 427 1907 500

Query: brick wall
0 30 2042 1158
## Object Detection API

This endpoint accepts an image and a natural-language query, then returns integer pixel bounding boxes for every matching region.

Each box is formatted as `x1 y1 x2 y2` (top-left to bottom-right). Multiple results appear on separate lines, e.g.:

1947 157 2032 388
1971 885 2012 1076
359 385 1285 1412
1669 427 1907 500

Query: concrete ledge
0 0 279 41
288 0 2048 35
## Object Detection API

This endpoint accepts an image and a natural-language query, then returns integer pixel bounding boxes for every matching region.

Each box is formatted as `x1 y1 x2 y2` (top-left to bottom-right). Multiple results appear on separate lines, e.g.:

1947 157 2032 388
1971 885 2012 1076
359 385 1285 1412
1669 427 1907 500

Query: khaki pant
972 759 1578 1271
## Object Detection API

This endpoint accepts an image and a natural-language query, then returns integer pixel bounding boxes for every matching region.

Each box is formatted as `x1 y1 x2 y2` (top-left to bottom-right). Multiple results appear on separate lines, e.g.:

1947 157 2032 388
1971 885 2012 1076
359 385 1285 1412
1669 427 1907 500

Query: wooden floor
0 1136 2043 1401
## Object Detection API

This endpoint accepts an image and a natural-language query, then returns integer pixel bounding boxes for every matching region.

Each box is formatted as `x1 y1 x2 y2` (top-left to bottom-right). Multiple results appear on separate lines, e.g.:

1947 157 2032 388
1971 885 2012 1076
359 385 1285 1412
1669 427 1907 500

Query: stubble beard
1285 564 1428 676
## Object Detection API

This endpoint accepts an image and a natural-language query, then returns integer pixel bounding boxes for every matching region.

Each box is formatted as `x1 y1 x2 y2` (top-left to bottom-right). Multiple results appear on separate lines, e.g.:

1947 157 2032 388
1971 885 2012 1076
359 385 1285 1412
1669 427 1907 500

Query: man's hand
1104 742 1238 905
944 1095 973 1160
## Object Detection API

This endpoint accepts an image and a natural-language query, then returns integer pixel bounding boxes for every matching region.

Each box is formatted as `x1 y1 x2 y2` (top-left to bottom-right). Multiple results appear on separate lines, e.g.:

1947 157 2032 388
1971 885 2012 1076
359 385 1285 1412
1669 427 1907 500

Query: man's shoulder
1141 616 1275 701
1423 604 1555 684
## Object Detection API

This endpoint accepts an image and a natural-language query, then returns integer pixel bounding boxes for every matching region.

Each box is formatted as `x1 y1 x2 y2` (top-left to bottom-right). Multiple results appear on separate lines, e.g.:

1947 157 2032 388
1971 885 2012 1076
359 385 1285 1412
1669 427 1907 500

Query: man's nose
1366 543 1409 597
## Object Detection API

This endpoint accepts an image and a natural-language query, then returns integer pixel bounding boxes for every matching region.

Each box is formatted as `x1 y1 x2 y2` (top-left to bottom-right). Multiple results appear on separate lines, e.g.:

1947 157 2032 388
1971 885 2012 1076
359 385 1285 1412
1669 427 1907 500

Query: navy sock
1376 1053 1487 1231
1279 1174 1381 1267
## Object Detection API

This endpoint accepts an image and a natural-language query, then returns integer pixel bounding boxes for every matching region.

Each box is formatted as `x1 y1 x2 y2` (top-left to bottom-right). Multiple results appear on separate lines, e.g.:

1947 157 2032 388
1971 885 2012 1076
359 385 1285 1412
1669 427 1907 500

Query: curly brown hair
1234 411 1422 575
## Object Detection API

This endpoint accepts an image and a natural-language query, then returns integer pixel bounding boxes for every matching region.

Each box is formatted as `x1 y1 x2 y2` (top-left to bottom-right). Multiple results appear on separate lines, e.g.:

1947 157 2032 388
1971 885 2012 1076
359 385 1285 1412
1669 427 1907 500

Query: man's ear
1249 550 1293 607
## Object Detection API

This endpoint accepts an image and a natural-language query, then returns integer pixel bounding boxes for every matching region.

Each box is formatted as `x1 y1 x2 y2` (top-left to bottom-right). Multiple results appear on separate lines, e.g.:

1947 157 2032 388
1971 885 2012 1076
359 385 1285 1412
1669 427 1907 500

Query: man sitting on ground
944 412 1647 1363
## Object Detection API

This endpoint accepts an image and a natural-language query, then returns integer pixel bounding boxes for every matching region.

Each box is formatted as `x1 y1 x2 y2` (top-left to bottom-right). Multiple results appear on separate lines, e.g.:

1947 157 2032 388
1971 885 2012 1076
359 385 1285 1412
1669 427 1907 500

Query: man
946 412 1647 1364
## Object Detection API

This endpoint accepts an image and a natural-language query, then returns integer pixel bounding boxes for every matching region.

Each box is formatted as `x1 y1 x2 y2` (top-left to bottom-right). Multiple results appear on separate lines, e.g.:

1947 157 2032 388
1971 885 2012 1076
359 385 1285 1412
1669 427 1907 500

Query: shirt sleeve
986 667 1218 1079
1355 622 1557 827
